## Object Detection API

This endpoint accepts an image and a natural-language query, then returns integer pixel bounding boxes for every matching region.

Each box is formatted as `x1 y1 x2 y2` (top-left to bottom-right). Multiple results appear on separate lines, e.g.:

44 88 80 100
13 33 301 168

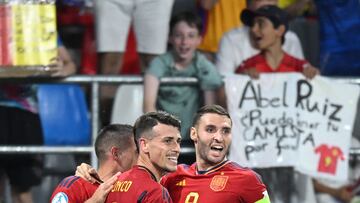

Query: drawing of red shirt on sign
315 144 345 175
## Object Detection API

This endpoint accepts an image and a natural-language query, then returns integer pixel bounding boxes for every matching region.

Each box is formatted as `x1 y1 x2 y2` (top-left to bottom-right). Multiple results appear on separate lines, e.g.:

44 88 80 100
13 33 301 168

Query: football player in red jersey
105 111 181 203
77 105 270 203
160 104 270 203
50 124 137 203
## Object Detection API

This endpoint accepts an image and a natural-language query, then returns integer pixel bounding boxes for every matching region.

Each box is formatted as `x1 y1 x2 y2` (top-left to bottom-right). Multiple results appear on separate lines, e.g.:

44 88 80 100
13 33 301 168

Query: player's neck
196 157 227 172
137 155 163 182
98 167 118 181
98 162 122 182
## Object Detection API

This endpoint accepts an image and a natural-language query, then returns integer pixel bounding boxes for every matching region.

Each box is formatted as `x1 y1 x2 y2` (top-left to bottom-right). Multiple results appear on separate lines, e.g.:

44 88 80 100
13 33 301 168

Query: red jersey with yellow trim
235 52 308 74
106 165 172 203
50 176 98 203
161 160 270 203
315 144 345 175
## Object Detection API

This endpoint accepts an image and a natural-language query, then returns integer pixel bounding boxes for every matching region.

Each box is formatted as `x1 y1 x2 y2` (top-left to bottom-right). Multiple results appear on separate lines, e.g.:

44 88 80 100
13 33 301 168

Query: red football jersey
106 165 172 203
161 160 270 203
236 52 308 73
315 144 345 175
50 176 99 203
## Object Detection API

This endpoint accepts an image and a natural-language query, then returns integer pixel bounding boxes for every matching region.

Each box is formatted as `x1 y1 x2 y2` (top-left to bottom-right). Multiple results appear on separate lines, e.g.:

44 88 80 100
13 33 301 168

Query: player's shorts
0 106 44 192
95 0 174 54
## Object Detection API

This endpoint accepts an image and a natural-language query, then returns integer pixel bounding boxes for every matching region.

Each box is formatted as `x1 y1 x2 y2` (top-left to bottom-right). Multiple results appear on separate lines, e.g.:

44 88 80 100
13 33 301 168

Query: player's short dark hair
192 105 232 127
95 124 134 163
133 111 181 152
170 11 203 35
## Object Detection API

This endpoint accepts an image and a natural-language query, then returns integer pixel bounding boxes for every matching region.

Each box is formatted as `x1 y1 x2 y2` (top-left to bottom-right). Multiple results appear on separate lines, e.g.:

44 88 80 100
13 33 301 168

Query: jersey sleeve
50 176 87 203
195 53 223 90
146 54 168 79
235 57 256 74
240 171 271 203
235 61 247 74
143 186 173 203
315 144 325 154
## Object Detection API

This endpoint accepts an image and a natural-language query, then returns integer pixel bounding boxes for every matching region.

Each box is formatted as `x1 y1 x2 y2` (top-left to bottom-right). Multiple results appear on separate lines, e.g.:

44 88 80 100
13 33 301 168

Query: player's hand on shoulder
75 163 99 184
84 172 121 203
302 64 319 79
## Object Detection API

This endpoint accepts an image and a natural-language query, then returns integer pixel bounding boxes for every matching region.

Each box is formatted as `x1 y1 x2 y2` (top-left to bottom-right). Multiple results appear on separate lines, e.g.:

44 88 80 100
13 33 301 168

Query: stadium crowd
0 0 359 202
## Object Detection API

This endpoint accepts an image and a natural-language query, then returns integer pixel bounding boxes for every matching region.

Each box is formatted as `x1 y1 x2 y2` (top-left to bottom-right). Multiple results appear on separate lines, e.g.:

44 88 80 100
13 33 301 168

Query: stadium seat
34 84 90 202
111 84 143 125
37 84 91 145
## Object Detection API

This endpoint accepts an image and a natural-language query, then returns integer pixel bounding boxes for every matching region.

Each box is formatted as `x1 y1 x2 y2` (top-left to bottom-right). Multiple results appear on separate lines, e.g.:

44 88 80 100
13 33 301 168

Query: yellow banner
11 4 57 66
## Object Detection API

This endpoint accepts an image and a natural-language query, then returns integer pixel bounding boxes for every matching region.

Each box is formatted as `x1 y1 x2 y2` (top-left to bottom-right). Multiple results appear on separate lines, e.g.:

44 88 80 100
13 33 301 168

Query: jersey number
185 192 199 203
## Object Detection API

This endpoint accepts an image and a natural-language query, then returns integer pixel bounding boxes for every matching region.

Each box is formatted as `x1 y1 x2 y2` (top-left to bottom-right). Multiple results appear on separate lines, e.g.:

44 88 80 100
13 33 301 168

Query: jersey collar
137 165 157 181
195 159 229 175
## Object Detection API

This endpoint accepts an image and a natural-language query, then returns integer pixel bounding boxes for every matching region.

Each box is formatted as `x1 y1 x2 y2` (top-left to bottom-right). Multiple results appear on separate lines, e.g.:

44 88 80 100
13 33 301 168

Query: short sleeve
146 54 170 79
241 171 271 203
143 186 173 203
195 53 223 90
50 177 87 203
235 62 246 74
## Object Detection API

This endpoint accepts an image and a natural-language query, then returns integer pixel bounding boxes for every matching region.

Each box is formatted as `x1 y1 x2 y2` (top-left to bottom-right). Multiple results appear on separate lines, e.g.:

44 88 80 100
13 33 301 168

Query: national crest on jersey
210 174 228 191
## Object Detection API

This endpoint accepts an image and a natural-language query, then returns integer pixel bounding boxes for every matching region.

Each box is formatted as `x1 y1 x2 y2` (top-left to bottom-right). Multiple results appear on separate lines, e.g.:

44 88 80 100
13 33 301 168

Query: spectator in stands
95 0 174 125
216 0 305 75
234 5 318 203
143 12 223 144
95 0 174 73
50 124 137 203
196 0 246 62
235 5 318 78
0 39 76 203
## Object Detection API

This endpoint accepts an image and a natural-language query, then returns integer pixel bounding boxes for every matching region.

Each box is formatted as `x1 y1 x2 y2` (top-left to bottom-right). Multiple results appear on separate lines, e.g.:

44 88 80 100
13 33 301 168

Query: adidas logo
176 180 186 186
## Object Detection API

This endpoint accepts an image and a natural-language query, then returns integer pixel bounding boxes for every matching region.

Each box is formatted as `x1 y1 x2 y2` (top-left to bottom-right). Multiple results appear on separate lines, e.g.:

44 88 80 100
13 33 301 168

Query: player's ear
110 146 120 160
190 127 198 143
139 138 149 154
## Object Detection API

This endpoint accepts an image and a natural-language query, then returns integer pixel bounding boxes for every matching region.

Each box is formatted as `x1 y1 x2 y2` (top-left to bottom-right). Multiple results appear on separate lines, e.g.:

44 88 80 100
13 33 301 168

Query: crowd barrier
0 75 197 166
0 75 360 166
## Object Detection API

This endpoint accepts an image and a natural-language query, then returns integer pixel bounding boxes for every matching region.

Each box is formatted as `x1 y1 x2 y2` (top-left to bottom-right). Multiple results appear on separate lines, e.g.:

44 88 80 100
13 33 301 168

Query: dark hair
170 11 203 35
241 5 288 44
95 124 134 163
133 111 181 152
192 105 232 127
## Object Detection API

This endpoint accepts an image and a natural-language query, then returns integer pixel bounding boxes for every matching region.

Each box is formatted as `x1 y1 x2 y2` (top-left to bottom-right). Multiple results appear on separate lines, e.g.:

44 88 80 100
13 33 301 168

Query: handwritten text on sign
225 73 359 181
